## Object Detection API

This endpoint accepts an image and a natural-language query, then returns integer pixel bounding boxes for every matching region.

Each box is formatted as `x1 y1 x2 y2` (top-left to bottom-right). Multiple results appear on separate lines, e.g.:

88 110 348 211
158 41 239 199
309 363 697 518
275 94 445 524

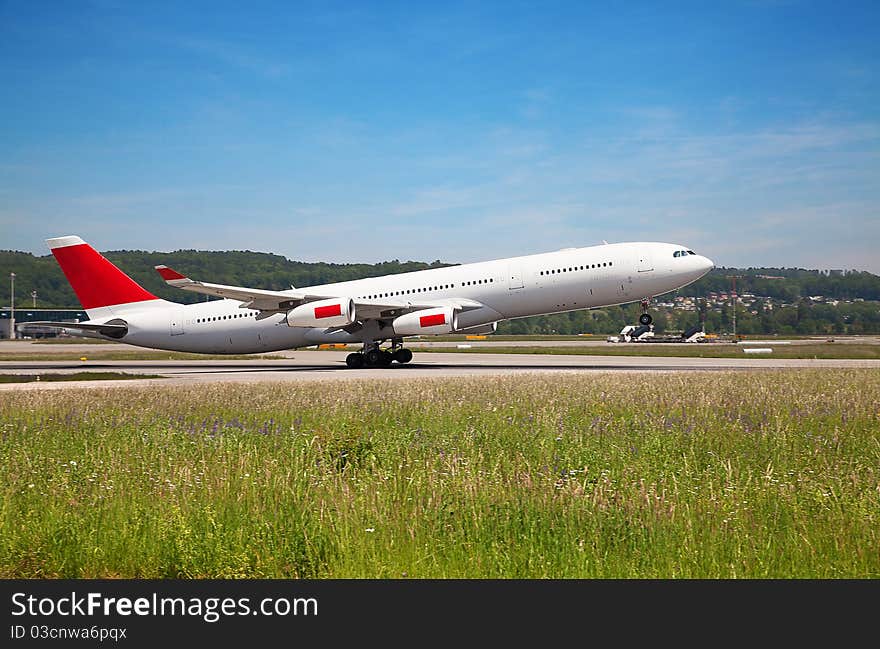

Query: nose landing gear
639 299 653 326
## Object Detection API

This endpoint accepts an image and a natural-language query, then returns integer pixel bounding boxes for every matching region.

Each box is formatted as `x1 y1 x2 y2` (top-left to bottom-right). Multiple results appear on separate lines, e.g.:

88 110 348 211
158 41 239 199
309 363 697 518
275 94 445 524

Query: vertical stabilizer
47 235 161 315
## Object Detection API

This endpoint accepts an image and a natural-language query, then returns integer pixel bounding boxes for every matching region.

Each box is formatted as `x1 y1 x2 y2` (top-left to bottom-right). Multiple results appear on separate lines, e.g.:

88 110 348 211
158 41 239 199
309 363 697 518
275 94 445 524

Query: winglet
155 265 189 282
155 265 196 288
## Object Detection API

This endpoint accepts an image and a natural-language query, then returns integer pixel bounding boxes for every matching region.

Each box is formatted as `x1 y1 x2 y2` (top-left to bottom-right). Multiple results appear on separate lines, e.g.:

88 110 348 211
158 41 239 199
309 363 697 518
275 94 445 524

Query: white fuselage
87 242 713 354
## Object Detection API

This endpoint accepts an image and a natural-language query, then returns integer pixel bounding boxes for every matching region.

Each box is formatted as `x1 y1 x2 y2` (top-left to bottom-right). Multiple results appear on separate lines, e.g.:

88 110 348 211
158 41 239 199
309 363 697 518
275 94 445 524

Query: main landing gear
345 339 413 369
639 298 653 326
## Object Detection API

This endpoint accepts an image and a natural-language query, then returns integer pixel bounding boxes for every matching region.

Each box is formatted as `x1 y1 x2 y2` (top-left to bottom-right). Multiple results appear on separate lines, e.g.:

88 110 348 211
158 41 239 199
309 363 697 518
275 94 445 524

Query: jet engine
392 307 457 336
287 298 356 328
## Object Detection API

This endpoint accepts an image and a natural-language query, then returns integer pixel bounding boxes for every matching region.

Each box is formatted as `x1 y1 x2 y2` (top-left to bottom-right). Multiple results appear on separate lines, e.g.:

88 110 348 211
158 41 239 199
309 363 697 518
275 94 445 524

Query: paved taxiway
2 349 878 390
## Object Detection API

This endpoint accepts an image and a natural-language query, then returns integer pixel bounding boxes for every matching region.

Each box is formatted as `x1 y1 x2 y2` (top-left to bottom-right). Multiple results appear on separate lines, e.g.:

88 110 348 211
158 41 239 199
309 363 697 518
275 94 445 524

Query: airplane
24 235 714 368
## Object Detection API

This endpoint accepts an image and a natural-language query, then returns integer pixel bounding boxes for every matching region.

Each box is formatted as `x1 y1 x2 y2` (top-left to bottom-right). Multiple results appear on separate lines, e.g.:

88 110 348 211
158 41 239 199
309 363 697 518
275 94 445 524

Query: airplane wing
155 266 306 313
154 265 486 321
346 296 486 320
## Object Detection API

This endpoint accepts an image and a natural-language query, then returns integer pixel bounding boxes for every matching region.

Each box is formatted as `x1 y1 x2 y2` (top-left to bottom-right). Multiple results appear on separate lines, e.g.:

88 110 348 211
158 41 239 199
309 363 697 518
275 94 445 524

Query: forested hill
692 267 880 302
0 248 878 308
0 249 454 308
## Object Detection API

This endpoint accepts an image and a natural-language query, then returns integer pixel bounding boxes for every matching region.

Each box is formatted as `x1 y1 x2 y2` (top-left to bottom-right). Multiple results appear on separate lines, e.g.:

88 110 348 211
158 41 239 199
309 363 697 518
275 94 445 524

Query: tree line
1 249 878 335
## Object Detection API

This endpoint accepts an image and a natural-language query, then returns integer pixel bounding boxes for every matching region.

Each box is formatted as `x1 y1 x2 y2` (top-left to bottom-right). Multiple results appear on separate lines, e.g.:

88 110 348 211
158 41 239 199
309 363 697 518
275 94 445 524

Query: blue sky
2 1 878 272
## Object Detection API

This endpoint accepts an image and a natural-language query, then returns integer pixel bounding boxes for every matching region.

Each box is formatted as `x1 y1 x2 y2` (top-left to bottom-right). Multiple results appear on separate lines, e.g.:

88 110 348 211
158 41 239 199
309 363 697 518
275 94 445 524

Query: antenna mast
726 275 743 342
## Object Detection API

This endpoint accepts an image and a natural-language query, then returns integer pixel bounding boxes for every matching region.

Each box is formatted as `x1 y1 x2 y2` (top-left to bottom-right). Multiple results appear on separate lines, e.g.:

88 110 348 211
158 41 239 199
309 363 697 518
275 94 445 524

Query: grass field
1 370 878 578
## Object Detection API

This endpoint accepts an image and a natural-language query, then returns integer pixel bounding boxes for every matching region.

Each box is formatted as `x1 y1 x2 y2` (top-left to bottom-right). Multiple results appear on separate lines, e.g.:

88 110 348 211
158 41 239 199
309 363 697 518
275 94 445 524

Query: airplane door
637 252 654 273
170 310 185 336
508 263 524 290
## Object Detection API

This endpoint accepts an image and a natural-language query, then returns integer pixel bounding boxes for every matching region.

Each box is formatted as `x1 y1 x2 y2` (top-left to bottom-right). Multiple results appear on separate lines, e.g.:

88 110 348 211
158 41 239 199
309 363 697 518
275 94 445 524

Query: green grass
1 370 878 578
0 372 162 383
0 351 285 361
412 343 880 359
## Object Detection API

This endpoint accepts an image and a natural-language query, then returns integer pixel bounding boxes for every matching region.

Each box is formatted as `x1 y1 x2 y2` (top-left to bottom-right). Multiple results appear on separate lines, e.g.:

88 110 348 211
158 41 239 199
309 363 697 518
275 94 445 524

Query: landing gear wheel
393 348 413 364
639 298 653 326
379 350 393 366
364 349 383 366
346 353 364 369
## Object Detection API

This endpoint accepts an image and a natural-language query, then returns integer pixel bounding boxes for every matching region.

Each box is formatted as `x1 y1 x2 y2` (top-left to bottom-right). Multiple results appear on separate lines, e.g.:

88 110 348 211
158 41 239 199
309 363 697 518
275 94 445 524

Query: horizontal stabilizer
17 320 128 339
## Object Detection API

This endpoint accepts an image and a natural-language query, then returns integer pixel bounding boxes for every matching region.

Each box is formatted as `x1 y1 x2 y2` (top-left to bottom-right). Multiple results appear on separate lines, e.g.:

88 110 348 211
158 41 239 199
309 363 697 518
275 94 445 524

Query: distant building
0 308 87 339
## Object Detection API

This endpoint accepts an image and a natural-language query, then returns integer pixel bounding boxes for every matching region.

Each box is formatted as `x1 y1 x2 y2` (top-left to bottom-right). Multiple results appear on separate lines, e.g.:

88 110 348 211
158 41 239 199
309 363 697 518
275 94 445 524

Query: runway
1 349 878 390
3 335 879 357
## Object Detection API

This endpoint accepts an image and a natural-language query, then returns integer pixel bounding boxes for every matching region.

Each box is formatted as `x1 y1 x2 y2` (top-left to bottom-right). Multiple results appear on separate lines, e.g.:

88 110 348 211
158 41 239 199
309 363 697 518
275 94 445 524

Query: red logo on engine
419 313 446 328
314 304 343 319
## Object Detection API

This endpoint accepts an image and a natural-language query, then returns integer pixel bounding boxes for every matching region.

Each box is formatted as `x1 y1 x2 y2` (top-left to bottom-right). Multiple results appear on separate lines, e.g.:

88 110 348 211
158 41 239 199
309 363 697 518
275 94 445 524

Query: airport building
0 308 87 339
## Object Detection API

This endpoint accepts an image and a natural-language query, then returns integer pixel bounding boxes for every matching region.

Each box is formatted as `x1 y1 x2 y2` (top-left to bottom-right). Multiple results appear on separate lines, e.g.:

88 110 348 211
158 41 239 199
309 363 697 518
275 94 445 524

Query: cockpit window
687 250 695 255
673 251 681 258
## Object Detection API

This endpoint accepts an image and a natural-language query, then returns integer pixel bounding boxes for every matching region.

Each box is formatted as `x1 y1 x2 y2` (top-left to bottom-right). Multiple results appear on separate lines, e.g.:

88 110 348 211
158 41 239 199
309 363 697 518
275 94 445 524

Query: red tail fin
47 236 158 310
